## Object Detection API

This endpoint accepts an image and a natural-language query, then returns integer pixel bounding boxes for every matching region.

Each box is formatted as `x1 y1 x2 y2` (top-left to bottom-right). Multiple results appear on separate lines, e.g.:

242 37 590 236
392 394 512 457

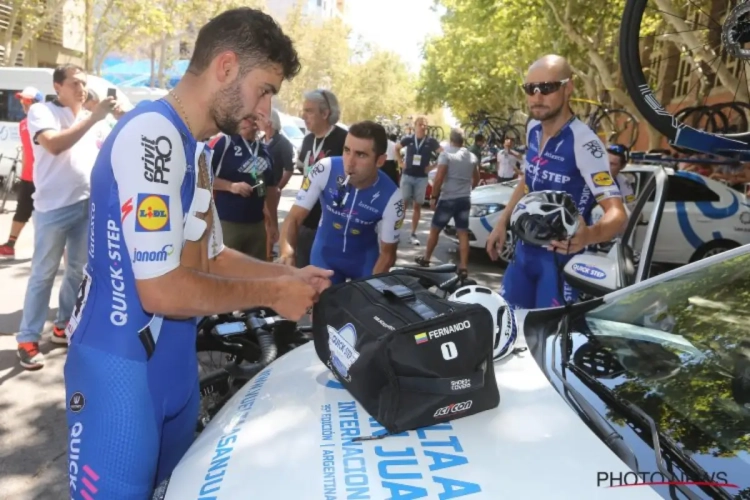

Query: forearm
139 267 285 317
494 181 526 232
280 215 303 257
587 206 628 245
213 178 233 192
39 117 98 155
279 170 293 190
210 247 295 279
372 251 397 274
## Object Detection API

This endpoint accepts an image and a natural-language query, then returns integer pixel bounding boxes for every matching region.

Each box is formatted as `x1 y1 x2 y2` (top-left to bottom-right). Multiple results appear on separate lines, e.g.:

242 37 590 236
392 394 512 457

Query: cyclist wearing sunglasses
280 121 405 284
63 10 333 500
486 55 627 309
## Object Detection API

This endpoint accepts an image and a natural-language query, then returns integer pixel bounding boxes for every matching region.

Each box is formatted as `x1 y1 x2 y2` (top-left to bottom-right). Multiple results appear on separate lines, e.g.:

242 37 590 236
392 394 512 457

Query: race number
441 341 458 360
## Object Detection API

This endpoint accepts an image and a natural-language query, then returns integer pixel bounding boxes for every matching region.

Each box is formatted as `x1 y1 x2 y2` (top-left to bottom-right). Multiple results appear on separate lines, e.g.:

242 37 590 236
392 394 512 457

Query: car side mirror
562 252 619 298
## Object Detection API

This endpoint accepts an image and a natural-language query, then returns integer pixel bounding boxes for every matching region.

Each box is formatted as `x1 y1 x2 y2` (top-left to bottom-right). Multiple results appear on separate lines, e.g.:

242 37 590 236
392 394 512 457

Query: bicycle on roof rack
619 0 750 161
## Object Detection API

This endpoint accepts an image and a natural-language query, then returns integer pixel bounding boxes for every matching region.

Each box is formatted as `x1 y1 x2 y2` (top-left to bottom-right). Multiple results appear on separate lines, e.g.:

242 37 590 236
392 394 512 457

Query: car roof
622 164 676 175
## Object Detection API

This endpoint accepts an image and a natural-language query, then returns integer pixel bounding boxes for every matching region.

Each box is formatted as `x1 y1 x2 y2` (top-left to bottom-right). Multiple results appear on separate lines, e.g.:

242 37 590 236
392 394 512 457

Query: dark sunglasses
607 144 630 163
521 78 570 96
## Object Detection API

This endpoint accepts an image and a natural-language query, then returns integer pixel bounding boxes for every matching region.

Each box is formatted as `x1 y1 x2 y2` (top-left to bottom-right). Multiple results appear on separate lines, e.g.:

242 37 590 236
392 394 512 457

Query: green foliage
417 0 629 124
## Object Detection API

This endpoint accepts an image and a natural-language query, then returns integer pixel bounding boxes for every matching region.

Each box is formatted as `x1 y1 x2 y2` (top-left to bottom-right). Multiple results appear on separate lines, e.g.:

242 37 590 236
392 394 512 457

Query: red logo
434 400 473 418
121 198 133 223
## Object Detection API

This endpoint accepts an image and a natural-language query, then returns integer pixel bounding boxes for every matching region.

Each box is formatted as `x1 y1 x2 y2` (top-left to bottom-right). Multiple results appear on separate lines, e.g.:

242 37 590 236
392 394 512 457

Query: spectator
295 89 347 267
212 117 279 261
16 64 116 370
260 109 294 259
0 87 44 259
496 136 522 181
469 133 485 165
380 133 400 186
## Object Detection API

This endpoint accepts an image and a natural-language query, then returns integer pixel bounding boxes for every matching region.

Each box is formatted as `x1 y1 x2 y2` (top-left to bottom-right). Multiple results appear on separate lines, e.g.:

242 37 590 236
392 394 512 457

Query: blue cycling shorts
64 326 198 499
500 243 578 309
310 238 379 285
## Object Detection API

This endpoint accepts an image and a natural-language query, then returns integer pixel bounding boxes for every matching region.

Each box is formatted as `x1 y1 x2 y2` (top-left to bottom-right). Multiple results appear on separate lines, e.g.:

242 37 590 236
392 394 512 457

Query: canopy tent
101 59 189 88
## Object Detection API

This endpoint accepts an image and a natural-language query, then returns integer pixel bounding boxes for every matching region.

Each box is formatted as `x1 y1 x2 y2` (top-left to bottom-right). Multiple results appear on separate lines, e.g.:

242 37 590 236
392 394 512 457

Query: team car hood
160 313 661 500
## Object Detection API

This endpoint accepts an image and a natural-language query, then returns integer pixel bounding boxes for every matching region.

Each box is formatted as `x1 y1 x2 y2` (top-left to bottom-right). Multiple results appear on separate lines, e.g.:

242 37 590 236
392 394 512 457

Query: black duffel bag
312 272 500 436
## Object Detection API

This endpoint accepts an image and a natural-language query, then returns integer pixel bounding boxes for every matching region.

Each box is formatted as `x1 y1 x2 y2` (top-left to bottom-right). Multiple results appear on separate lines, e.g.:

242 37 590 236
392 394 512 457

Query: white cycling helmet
510 190 580 246
449 285 518 360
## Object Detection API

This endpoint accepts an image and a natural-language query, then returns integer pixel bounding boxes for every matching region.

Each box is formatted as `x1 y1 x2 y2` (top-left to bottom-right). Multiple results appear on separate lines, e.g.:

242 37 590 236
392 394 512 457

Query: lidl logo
301 176 311 191
414 332 428 344
136 194 170 232
591 172 614 187
333 222 342 229
351 229 360 235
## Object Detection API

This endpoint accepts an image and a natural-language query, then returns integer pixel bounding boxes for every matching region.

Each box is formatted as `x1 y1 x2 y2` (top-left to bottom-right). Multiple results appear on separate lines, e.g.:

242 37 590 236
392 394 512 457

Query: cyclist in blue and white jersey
62 9 333 500
280 121 405 284
486 55 627 309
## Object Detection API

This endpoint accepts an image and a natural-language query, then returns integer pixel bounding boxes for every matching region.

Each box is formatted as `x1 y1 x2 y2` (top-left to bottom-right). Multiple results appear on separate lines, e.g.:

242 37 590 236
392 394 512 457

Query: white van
0 67 131 178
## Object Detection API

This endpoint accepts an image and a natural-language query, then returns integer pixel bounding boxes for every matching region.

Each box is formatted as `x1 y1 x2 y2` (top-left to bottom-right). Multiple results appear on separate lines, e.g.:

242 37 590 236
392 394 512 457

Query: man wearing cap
0 87 44 259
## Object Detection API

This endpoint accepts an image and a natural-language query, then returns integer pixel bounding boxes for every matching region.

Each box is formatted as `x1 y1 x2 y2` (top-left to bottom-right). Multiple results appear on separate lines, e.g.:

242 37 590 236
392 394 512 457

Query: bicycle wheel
593 109 640 148
0 166 16 213
620 0 750 149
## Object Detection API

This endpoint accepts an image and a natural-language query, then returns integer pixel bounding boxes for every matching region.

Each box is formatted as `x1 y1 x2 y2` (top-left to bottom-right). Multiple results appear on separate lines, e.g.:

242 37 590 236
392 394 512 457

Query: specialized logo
328 324 359 381
141 134 172 184
301 176 311 191
371 191 380 203
434 400 473 418
121 197 133 223
582 139 605 158
69 392 85 413
414 332 428 344
135 194 170 232
591 172 615 187
374 316 395 331
427 320 471 340
572 262 606 280
133 244 174 263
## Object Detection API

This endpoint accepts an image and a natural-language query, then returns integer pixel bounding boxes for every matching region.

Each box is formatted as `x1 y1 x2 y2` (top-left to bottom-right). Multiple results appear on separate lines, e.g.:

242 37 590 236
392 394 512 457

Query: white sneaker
410 234 420 246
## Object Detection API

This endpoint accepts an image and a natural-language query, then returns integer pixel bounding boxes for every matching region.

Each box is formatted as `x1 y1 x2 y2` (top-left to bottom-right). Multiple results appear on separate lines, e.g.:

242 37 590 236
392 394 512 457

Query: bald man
486 54 627 309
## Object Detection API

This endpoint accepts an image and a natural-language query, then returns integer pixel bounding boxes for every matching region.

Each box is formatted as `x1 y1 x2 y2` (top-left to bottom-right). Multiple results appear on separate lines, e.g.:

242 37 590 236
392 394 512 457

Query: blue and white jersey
294 157 404 255
523 118 621 224
66 99 224 360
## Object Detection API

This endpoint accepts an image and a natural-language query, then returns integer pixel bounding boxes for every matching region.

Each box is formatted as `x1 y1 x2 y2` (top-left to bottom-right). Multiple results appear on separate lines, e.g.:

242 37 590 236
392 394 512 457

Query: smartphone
107 88 117 99
214 322 246 337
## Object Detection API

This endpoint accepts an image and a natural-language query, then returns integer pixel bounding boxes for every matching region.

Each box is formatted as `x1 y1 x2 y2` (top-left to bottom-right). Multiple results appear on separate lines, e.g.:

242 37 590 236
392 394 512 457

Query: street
0 173 504 499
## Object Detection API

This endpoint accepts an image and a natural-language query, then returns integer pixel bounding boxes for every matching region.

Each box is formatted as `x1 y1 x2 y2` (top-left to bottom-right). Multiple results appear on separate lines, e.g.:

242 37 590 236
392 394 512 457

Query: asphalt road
0 173 504 499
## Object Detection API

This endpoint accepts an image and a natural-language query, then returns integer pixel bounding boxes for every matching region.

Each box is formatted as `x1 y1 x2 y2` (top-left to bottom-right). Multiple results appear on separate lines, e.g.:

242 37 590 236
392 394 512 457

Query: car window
577 252 750 489
646 174 721 203
281 124 304 140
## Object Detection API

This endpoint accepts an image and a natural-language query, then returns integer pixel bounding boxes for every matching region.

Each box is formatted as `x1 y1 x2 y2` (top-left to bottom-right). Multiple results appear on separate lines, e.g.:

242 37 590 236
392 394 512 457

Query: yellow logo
395 218 404 230
333 222 342 229
301 176 311 191
625 194 635 203
591 172 614 187
524 184 529 194
135 194 170 232
351 229 360 235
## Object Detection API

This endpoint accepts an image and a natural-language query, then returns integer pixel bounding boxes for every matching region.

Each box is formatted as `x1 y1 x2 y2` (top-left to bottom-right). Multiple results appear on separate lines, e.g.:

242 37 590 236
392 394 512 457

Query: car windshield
580 250 750 486
282 124 304 139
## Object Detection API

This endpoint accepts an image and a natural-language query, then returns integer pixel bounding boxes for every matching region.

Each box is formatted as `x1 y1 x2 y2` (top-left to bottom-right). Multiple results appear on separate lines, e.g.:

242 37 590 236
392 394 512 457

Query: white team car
153 168 750 499
449 165 750 267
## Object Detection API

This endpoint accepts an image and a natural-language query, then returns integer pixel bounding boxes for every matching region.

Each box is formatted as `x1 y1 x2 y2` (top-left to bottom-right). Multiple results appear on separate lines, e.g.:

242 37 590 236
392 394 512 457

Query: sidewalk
0 200 70 500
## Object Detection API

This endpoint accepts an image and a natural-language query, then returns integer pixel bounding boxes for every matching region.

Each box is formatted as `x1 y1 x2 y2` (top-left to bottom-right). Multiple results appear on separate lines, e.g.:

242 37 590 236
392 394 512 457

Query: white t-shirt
497 150 520 178
27 102 110 213
386 140 396 161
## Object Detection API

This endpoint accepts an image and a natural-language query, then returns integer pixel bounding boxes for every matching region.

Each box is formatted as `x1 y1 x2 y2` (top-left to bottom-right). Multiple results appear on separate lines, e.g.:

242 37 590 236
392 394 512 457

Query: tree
3 0 68 66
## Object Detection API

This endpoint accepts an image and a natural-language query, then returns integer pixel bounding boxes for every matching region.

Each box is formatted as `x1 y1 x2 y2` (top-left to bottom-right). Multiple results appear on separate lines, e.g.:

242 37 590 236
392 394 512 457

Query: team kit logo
591 172 615 187
135 194 170 232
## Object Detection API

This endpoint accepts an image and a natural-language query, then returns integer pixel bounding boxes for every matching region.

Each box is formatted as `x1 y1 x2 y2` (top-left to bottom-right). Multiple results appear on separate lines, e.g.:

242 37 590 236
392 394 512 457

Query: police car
450 165 750 267
153 172 750 499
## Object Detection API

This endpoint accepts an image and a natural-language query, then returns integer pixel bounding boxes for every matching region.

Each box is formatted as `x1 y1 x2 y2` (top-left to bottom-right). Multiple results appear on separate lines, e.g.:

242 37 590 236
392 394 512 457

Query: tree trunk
7 0 68 66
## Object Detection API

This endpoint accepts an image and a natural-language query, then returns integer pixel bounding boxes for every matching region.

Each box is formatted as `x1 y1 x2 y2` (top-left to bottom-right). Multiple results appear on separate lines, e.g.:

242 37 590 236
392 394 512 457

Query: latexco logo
434 400 473 418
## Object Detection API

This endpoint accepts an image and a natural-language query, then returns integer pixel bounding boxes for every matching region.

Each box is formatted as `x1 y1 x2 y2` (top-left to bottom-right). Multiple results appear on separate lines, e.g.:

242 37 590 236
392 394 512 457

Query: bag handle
396 362 487 395
366 278 437 320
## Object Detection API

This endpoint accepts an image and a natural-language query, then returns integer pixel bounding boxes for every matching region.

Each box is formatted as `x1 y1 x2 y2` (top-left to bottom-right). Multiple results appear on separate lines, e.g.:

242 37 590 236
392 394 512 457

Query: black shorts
13 180 34 223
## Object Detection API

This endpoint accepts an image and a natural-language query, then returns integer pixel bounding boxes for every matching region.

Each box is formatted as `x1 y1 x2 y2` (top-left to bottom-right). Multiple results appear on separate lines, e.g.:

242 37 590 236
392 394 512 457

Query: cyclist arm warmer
111 112 186 280
294 157 331 210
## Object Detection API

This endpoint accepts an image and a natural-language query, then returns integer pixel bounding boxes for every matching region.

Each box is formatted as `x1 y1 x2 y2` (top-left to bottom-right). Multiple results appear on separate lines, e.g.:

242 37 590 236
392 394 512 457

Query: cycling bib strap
366 277 438 320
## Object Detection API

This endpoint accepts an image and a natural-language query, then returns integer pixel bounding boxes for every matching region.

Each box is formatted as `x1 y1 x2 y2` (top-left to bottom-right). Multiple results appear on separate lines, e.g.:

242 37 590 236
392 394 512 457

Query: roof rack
630 151 741 166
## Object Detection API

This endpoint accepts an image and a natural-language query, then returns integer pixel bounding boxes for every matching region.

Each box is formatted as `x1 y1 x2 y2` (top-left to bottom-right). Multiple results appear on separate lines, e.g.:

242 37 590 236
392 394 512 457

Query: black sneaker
51 325 68 345
17 342 45 370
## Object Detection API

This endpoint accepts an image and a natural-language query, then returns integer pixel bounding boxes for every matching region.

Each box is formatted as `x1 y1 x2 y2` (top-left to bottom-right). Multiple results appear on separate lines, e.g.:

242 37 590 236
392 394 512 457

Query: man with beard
211 116 279 260
485 55 626 309
62 9 333 499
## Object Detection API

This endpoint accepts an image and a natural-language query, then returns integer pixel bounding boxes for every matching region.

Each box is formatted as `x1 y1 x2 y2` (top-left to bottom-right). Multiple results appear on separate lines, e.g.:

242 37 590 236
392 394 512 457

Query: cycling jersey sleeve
379 190 405 244
294 157 332 210
617 174 636 209
27 103 59 142
110 111 187 280
572 127 622 202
